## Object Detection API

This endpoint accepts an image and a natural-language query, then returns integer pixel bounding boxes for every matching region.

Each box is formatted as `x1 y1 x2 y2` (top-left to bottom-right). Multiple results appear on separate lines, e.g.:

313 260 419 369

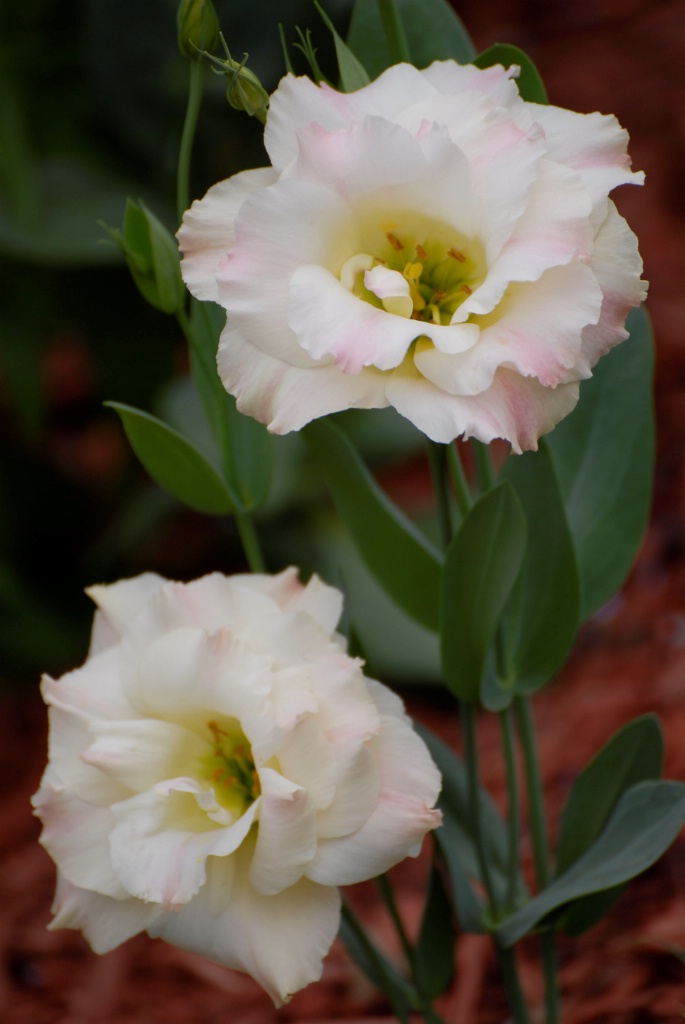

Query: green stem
446 442 472 517
376 874 415 973
426 441 453 549
460 701 499 916
496 946 533 1024
499 706 522 913
515 695 560 1024
235 510 266 574
177 58 205 222
377 0 411 63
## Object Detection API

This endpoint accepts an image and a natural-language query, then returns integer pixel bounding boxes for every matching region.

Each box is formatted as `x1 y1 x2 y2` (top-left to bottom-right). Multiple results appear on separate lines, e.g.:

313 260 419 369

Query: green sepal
103 199 185 314
546 306 655 621
314 2 370 91
347 0 476 81
106 401 235 515
303 417 442 631
441 482 526 702
496 780 685 947
474 44 548 104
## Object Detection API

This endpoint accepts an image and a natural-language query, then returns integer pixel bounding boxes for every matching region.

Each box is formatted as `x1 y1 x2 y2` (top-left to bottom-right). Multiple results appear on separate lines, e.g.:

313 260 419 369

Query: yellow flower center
340 220 485 326
198 718 260 817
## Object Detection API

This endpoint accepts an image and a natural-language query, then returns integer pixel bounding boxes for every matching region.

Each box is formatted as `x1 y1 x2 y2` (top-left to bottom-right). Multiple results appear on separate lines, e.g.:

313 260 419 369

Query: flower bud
104 200 185 315
224 59 270 122
177 0 220 59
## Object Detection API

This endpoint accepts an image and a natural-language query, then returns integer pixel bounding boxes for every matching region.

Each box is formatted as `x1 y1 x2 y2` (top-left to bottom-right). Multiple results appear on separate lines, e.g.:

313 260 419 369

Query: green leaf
106 402 234 516
498 442 580 696
474 44 548 104
103 198 185 314
303 417 442 631
441 483 526 702
315 2 371 91
557 884 625 938
416 724 525 932
347 0 476 81
497 780 685 947
415 860 456 999
339 905 416 1023
556 714 663 876
546 306 655 620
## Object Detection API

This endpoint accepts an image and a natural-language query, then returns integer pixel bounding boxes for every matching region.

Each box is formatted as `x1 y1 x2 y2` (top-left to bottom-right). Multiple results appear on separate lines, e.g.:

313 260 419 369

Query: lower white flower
32 569 442 1004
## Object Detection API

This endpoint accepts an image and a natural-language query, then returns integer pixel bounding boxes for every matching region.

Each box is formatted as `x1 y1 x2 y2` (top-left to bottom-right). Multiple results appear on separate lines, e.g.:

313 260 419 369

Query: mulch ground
4 0 685 1021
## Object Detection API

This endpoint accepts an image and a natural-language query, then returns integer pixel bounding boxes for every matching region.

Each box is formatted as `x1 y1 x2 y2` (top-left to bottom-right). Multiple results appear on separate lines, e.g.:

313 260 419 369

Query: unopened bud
200 35 270 125
103 200 185 315
177 0 220 59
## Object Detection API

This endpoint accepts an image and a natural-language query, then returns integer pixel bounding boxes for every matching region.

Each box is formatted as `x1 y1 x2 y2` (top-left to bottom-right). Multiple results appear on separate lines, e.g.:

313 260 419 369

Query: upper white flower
179 60 647 452
32 569 441 1005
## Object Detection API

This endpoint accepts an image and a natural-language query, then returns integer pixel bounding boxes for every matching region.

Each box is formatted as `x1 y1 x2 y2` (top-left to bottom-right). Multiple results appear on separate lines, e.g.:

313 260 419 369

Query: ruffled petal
148 844 341 1006
249 767 317 893
178 168 277 302
49 874 160 952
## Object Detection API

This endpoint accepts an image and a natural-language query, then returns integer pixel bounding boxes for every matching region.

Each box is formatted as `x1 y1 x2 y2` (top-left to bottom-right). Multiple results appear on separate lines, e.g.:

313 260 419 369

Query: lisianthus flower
32 569 441 1005
178 60 647 452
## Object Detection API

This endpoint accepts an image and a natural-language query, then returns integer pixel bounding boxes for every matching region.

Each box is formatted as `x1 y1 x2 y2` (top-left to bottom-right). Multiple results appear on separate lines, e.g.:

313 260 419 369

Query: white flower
32 569 441 1005
178 60 647 452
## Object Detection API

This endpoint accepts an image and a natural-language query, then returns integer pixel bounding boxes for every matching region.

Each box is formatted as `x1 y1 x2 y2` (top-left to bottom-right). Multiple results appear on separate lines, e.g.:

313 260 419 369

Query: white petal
86 573 165 646
307 709 441 886
365 265 413 318
249 767 317 894
38 701 129 805
178 168 277 302
81 718 207 793
316 739 380 840
33 787 127 898
49 874 160 953
217 322 389 433
148 843 341 1006
108 786 257 906
276 714 337 811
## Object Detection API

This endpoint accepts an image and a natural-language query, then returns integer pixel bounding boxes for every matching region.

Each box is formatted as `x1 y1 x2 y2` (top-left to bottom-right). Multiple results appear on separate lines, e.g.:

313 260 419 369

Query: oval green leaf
441 483 526 702
303 417 442 631
546 306 655 620
497 780 685 947
107 401 234 515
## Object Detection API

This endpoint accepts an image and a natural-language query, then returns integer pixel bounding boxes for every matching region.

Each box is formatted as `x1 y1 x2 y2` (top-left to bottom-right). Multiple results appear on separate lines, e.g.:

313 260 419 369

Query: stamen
461 284 472 295
387 232 404 252
448 248 466 263
403 262 423 281
416 243 428 260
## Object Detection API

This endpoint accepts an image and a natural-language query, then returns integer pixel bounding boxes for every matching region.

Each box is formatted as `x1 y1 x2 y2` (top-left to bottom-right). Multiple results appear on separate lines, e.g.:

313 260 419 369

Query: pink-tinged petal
38 702 130 806
275 715 336 811
281 572 344 635
527 103 644 221
49 874 160 953
86 573 165 648
461 158 594 318
33 787 127 898
580 201 648 364
250 767 317 894
82 718 206 794
306 710 441 886
288 265 477 373
416 261 603 397
108 786 257 906
265 65 441 171
178 168 277 302
421 59 521 107
148 844 341 1006
387 358 580 451
218 178 356 365
316 739 380 840
217 322 389 433
41 647 136 724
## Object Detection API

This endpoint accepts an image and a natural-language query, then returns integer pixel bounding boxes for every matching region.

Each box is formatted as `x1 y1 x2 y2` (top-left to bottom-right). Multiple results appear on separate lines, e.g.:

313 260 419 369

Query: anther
448 248 466 263
387 232 404 251
460 284 472 295
416 243 428 259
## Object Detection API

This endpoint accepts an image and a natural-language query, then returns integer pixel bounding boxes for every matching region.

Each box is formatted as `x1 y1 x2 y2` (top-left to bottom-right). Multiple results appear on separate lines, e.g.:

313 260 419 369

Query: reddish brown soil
4 1 685 1021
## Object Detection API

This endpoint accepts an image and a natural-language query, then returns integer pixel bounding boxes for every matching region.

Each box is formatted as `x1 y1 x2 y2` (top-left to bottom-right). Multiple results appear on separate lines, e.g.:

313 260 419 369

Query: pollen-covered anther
386 232 404 252
448 247 466 262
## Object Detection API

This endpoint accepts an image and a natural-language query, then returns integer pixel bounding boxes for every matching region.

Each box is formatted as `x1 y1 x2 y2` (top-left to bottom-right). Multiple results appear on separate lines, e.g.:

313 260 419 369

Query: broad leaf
441 483 526 702
497 780 685 947
106 402 234 516
303 417 442 631
556 714 663 876
474 44 548 104
347 0 476 81
415 860 456 999
546 306 655 620
498 442 580 697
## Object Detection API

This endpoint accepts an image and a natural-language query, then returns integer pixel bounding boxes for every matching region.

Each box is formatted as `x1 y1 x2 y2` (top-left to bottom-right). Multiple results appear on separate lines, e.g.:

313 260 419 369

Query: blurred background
3 1 685 1020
